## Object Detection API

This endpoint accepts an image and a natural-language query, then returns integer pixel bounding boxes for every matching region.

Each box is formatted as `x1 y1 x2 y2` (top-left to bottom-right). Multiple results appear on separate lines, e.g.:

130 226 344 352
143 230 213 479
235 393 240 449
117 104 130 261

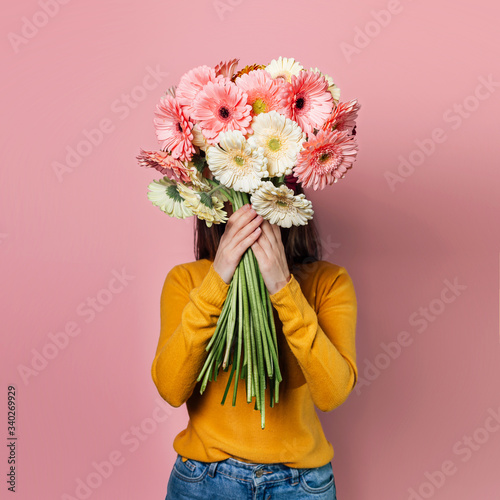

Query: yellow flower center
276 198 289 208
319 152 331 163
252 98 267 115
234 155 245 166
268 138 281 151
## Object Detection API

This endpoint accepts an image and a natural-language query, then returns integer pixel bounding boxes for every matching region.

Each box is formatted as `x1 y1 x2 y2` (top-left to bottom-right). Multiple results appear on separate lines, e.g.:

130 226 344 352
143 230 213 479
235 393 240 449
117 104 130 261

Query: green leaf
198 192 213 208
192 153 206 173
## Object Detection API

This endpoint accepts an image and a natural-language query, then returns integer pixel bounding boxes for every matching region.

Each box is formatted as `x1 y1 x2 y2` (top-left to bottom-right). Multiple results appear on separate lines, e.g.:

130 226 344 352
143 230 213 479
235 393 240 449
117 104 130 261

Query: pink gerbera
136 149 192 183
153 95 195 161
293 129 358 190
280 70 334 135
322 99 361 135
175 65 225 119
191 80 252 141
234 69 287 117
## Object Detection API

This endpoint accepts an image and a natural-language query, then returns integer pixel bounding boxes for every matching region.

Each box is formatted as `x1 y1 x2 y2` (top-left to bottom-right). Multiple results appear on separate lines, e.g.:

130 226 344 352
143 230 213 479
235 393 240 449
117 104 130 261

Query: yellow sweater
151 258 358 469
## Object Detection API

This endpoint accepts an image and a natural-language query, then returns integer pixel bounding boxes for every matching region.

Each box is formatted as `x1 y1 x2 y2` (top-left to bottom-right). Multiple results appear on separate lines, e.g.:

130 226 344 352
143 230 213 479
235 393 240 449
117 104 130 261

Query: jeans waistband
206 456 300 484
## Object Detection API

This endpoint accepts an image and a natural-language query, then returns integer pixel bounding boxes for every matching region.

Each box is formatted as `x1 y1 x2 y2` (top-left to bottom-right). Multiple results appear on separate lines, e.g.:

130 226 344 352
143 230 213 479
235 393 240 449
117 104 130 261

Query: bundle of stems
196 189 282 429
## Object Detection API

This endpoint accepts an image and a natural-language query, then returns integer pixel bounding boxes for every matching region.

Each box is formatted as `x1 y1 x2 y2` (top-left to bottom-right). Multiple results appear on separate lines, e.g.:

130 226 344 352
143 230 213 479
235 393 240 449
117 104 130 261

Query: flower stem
205 179 234 204
197 188 281 428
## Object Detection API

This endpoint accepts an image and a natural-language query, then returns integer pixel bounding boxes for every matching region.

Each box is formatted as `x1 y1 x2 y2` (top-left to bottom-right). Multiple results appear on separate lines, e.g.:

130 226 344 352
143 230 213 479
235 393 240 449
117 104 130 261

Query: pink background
2 0 499 498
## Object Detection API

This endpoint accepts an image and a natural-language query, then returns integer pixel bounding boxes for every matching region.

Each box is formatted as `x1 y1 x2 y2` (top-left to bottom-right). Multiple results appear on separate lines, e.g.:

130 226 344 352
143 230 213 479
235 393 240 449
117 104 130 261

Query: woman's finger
254 221 275 259
223 207 259 239
226 213 263 251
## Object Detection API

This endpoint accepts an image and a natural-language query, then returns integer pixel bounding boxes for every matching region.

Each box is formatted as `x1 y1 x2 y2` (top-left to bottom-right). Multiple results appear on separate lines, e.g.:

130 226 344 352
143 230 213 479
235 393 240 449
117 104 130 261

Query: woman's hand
213 204 264 284
251 220 291 295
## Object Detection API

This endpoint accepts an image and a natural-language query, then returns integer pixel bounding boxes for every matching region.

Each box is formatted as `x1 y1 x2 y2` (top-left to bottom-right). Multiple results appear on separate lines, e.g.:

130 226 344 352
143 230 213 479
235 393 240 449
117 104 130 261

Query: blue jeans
165 454 337 499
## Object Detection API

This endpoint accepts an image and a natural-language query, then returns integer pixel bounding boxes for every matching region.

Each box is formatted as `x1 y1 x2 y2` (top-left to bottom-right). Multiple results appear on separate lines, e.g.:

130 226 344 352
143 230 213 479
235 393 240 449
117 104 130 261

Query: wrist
268 274 291 295
212 262 231 285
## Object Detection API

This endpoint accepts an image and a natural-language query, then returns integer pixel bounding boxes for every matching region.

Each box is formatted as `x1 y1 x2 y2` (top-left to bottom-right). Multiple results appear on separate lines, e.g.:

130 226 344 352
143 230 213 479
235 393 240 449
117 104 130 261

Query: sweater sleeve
151 262 230 407
269 265 358 412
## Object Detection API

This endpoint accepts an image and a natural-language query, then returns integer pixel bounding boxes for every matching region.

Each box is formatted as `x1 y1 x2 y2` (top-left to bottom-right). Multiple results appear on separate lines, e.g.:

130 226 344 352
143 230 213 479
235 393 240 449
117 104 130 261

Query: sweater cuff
195 263 230 309
269 273 301 320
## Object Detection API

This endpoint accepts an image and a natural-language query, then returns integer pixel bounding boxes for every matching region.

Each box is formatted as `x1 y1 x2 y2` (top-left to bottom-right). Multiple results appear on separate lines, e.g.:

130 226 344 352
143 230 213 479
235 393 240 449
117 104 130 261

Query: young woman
151 183 358 499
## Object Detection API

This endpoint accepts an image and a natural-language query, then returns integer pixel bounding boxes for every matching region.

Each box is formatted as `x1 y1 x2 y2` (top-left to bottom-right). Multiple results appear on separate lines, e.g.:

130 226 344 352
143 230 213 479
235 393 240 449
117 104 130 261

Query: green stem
205 179 235 204
232 266 244 405
222 267 239 369
244 250 272 379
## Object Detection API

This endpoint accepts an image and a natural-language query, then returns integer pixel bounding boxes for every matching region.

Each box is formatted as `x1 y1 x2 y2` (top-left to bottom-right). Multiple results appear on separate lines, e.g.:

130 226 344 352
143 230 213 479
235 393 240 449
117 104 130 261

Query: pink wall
2 0 499 498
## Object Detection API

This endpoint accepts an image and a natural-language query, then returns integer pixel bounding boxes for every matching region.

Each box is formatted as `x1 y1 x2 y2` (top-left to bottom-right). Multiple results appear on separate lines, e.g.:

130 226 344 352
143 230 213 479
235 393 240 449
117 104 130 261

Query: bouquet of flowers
137 57 360 428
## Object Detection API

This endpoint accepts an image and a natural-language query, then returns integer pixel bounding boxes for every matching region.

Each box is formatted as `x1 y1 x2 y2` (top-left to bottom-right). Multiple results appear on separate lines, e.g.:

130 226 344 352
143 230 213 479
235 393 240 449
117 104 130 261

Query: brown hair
193 184 322 271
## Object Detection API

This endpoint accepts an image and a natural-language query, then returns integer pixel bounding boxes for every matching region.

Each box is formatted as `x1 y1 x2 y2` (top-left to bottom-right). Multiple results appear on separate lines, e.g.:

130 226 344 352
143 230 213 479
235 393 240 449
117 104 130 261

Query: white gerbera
184 154 210 189
147 177 193 219
185 163 206 188
206 130 268 193
310 67 341 104
177 183 228 227
250 181 314 228
266 57 303 83
248 111 306 177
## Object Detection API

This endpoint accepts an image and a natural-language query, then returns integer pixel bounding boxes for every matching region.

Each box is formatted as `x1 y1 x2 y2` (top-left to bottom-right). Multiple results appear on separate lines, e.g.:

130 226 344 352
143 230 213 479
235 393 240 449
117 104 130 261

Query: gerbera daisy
192 80 252 142
231 64 266 82
234 69 286 117
250 181 313 228
280 70 334 135
215 58 239 79
247 110 306 177
265 57 303 83
322 99 361 135
136 149 193 183
175 65 225 120
177 183 228 227
293 129 358 190
206 130 268 193
284 173 298 192
153 95 195 161
191 123 212 151
147 177 193 219
185 161 208 189
309 67 341 104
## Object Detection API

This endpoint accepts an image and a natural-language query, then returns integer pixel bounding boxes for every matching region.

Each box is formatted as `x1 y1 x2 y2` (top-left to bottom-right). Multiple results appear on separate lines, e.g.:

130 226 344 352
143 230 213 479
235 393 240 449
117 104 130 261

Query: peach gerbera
293 129 358 190
136 149 192 183
153 95 195 162
280 70 334 135
191 80 252 142
234 69 285 117
322 99 361 136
